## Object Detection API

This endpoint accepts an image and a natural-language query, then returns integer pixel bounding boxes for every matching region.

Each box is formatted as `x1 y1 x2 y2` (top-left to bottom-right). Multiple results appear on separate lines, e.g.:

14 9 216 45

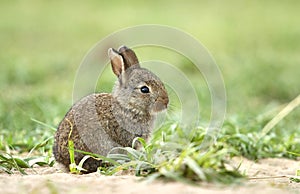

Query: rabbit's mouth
152 96 169 113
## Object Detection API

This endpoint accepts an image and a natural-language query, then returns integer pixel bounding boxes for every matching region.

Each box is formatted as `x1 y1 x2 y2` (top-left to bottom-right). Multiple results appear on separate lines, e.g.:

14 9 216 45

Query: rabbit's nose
161 95 169 108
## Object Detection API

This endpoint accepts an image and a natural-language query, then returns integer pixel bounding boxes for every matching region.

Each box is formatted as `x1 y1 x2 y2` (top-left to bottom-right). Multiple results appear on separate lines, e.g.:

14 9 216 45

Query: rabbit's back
53 93 121 172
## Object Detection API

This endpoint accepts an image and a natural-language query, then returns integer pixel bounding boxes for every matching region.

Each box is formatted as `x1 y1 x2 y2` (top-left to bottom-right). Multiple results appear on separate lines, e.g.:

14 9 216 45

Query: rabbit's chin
150 103 168 114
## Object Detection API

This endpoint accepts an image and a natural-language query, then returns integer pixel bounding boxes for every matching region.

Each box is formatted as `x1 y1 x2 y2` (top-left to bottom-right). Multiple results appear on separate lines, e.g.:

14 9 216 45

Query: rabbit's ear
118 46 140 69
108 48 125 77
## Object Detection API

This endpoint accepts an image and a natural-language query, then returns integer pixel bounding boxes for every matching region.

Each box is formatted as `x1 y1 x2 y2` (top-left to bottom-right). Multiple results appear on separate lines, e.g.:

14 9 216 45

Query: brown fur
53 46 169 173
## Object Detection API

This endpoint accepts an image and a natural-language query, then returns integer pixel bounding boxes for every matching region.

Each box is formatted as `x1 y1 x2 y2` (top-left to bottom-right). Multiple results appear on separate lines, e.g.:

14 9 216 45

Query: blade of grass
73 149 120 166
26 136 53 158
31 118 56 131
260 94 300 138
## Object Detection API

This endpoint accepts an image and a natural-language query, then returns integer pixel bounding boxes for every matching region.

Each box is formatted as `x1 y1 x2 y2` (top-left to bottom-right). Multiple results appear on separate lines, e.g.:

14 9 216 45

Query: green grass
67 125 245 183
0 151 54 174
0 0 299 183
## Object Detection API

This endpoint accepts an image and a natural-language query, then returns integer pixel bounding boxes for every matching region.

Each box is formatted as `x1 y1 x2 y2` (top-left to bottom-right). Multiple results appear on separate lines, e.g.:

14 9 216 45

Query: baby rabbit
53 46 169 173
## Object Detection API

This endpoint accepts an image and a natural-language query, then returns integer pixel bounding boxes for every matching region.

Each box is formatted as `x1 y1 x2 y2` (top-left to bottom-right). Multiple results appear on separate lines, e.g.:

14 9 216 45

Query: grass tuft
85 124 245 184
0 151 54 174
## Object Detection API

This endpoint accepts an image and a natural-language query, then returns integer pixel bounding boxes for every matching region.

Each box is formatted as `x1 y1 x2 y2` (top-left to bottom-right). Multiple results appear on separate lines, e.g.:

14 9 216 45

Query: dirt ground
0 157 299 194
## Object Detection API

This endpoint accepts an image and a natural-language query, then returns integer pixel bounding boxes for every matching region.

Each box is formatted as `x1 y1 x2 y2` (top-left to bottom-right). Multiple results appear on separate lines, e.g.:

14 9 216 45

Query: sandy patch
0 158 299 194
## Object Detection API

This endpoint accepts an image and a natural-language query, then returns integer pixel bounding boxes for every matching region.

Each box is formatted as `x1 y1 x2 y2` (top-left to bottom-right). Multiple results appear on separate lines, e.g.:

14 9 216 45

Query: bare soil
0 157 299 194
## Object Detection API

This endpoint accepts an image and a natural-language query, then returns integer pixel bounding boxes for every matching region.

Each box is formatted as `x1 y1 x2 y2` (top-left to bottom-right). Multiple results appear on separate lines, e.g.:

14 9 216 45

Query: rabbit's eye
140 86 150 93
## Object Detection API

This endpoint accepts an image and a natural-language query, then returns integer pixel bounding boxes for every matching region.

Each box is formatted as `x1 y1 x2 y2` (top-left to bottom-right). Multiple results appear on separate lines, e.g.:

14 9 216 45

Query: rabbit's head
109 46 169 115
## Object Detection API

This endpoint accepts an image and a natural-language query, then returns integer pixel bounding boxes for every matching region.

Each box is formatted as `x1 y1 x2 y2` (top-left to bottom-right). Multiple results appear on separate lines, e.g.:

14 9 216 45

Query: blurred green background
0 0 299 152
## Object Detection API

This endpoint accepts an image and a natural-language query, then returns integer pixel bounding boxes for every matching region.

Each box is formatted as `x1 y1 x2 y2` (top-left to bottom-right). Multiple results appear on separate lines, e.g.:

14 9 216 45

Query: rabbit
53 46 169 173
